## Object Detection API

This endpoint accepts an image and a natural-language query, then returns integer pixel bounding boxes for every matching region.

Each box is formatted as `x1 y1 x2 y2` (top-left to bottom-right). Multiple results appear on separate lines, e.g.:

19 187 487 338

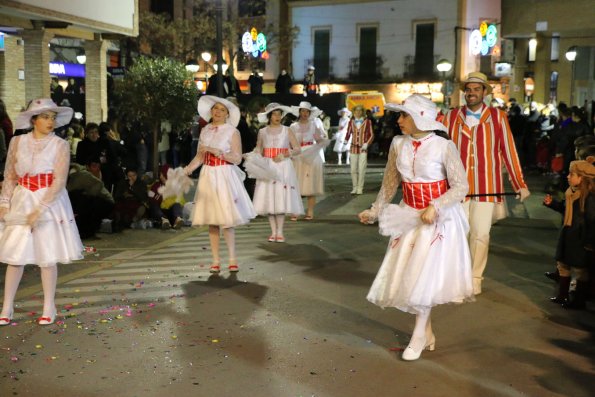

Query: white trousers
463 200 495 283
350 153 368 192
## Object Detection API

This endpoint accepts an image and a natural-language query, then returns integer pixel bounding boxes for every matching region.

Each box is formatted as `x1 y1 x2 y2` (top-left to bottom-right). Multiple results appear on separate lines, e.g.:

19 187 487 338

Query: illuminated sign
242 27 268 59
0 32 4 52
469 21 498 56
49 62 86 77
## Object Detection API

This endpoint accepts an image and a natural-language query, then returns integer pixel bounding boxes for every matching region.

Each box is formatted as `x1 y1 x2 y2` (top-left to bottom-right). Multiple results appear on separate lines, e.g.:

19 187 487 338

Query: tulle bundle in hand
243 151 281 181
299 138 330 164
158 167 194 199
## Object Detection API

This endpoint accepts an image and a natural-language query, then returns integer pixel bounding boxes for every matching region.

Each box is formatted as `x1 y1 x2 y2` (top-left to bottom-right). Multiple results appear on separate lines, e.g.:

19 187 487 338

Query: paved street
0 164 593 397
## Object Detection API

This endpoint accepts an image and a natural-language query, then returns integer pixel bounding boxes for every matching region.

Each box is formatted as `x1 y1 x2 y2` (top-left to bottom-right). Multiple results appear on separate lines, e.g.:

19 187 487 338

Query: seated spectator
148 164 185 229
113 167 149 231
67 157 115 238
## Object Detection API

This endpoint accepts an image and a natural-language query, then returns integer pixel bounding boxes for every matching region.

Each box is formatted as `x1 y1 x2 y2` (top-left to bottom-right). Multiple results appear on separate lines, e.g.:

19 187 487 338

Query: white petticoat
252 158 304 216
0 186 84 267
367 201 474 314
191 164 256 228
292 145 325 197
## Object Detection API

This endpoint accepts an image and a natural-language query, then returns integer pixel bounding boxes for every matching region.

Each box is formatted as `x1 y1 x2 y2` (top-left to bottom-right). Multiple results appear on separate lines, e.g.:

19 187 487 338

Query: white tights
408 308 433 351
268 214 286 237
208 225 237 265
1 265 57 318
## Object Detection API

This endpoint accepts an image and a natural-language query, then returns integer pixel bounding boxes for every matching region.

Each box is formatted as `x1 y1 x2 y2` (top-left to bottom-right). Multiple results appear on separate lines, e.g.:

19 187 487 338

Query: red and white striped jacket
443 105 527 202
345 118 374 154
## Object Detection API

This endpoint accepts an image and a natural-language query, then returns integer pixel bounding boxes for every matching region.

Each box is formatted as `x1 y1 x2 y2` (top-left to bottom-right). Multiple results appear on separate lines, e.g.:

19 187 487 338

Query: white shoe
356 189 363 195
402 333 436 361
350 188 357 194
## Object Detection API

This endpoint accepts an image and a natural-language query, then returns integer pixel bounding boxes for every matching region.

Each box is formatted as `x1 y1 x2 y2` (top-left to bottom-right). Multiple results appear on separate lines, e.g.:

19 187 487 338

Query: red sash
402 179 448 209
18 173 54 192
263 148 289 158
204 152 231 166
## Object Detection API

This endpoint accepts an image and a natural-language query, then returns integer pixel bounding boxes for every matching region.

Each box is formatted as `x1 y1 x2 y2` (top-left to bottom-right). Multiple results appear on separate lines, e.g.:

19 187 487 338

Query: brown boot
550 276 570 304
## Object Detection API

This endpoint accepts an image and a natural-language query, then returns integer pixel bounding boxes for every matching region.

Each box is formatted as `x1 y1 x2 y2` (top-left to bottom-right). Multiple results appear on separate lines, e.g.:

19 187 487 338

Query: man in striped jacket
444 72 530 295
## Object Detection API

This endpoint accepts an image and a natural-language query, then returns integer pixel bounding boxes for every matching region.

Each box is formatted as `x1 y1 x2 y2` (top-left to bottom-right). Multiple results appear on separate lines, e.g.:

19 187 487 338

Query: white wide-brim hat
197 95 240 127
15 98 73 130
257 102 292 123
337 107 352 117
385 94 447 132
290 101 322 119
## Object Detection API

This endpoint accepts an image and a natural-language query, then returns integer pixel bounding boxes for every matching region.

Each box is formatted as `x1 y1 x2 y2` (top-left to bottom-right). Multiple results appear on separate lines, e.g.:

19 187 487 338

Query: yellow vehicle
345 91 386 116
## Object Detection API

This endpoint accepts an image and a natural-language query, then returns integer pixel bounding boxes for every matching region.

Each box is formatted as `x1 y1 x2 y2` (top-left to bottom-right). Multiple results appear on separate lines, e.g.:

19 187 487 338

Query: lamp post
436 59 453 107
565 46 577 105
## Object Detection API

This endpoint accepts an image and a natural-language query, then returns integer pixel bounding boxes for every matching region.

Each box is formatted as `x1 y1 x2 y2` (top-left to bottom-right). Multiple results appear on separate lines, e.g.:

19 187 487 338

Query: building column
84 38 108 122
534 33 552 104
21 29 54 103
0 34 26 120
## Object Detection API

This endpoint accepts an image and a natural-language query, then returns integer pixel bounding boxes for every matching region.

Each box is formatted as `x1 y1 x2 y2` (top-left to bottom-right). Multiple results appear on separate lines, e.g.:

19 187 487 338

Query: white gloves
362 143 368 151
517 187 531 202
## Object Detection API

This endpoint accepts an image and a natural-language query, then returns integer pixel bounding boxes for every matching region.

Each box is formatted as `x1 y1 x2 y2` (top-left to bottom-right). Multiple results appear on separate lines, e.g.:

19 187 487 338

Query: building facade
286 0 507 106
0 0 138 122
501 0 595 107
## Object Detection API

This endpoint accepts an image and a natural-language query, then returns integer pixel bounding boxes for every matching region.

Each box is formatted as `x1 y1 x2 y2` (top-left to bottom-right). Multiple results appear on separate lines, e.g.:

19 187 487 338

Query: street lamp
185 58 199 73
565 46 577 105
201 52 212 63
212 62 228 74
436 59 453 107
565 46 577 61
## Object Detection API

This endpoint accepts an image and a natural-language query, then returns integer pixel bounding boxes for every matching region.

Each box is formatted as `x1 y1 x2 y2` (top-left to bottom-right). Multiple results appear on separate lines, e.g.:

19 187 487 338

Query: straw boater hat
459 71 493 95
15 98 73 130
197 95 240 127
257 102 292 123
337 107 352 117
291 101 322 119
385 94 447 132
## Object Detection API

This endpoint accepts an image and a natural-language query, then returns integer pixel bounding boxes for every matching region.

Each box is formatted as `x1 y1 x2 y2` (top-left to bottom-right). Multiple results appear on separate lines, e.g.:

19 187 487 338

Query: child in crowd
148 164 185 230
544 160 595 309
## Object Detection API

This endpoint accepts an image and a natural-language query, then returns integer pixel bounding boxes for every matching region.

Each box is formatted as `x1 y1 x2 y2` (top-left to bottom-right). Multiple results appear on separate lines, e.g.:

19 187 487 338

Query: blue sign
0 33 4 52
49 62 86 78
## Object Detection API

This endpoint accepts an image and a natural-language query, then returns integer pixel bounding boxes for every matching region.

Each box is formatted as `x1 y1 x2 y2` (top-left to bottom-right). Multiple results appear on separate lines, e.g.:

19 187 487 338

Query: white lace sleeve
221 131 243 165
39 139 71 211
368 138 401 222
0 135 20 208
254 129 265 154
430 141 468 211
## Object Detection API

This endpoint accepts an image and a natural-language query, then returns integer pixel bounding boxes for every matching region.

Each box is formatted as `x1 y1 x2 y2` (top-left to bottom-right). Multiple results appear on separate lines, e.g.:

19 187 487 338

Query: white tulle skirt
333 129 348 152
191 164 256 228
252 158 304 215
292 151 324 196
0 186 84 267
367 201 474 314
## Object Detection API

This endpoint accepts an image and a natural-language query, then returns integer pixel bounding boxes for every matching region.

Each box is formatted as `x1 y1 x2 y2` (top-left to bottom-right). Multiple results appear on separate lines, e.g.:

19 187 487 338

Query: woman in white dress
184 96 256 273
0 98 83 326
359 94 473 361
333 107 351 165
252 103 304 242
289 101 327 220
